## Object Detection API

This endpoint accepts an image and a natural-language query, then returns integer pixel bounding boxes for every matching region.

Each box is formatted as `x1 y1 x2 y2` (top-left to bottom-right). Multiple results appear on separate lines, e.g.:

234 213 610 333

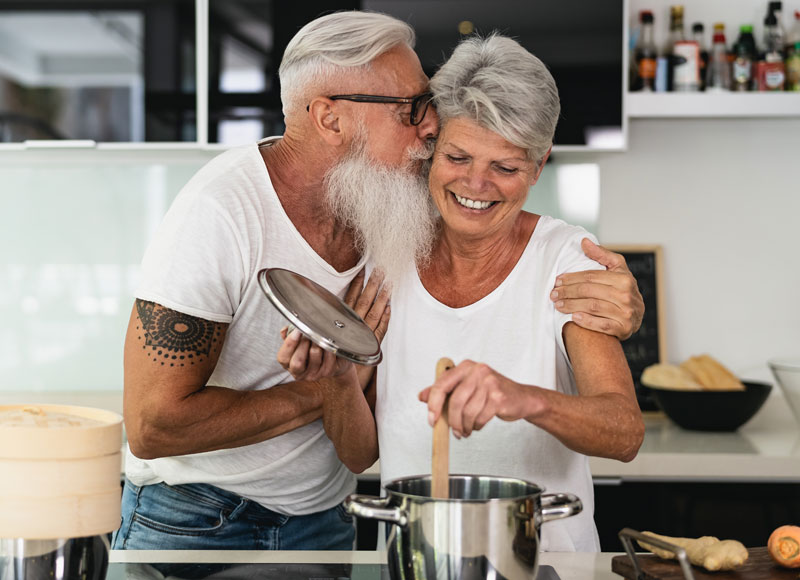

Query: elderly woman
281 33 644 552
372 34 644 552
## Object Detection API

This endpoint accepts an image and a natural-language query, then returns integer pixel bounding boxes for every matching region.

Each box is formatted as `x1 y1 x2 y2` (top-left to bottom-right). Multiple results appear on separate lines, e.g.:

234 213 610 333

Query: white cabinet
628 92 800 116
628 0 800 118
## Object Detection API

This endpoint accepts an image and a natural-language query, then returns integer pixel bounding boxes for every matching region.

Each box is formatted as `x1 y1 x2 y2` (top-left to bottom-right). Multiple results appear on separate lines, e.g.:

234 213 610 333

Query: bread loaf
680 354 745 391
642 354 745 392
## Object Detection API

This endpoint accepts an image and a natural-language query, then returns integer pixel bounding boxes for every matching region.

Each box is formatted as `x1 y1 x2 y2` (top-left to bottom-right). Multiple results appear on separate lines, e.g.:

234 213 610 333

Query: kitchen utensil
431 357 454 499
768 358 800 425
257 268 382 365
640 381 771 431
0 404 122 580
346 474 582 580
613 528 794 580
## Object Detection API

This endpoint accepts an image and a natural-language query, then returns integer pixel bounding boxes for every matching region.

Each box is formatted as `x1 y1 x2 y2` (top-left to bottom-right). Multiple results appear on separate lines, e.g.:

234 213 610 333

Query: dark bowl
641 381 772 431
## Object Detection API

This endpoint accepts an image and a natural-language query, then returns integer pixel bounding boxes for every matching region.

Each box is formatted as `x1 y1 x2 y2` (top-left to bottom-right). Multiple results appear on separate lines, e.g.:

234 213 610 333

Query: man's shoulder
178 142 272 204
534 215 595 246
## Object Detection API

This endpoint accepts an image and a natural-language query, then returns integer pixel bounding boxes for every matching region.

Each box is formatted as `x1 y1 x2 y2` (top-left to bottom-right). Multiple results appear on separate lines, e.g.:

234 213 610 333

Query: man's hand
550 238 644 340
277 268 390 387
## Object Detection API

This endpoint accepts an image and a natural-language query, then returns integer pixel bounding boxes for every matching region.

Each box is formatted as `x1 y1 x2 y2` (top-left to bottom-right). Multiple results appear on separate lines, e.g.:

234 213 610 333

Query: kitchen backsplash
0 149 597 392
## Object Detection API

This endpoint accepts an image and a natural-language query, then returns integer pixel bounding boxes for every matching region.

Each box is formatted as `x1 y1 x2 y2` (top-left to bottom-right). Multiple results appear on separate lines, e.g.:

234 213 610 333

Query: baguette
641 363 703 391
680 354 745 391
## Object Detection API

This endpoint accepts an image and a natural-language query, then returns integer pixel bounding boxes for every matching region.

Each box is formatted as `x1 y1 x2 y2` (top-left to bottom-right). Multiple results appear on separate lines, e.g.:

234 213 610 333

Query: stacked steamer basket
0 405 123 580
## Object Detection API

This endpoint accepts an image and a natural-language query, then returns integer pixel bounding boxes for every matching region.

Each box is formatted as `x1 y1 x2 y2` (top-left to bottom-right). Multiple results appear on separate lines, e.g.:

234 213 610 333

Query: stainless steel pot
345 474 582 580
0 535 109 580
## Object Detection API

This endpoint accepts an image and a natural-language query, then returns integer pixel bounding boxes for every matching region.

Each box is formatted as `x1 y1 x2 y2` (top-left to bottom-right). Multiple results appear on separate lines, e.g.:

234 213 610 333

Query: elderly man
115 11 643 551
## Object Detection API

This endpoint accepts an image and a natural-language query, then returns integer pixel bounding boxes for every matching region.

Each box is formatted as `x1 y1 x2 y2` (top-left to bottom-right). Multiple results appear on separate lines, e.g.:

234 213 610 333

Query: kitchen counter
361 386 800 482
108 549 621 579
3 385 799 482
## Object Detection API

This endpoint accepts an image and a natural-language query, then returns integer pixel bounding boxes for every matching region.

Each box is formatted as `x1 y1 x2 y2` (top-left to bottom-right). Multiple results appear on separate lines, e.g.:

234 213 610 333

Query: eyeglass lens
411 94 432 126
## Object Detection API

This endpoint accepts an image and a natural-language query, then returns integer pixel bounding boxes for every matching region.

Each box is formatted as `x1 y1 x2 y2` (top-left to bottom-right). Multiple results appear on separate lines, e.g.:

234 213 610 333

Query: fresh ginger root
637 531 749 571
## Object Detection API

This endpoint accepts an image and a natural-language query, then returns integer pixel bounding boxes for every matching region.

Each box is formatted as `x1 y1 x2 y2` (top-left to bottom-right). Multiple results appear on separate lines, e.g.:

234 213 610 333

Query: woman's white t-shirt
376 215 604 551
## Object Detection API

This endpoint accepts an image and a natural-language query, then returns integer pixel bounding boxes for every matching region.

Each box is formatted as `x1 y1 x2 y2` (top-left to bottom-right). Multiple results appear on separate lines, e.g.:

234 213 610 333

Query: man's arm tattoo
134 299 223 367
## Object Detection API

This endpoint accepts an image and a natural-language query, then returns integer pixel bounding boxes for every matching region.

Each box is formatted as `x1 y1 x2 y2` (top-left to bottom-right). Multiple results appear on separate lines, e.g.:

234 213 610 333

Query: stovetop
106 562 561 579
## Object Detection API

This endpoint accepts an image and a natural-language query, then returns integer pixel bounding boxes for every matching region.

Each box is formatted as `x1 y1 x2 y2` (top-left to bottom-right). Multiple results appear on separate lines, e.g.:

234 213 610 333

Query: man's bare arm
124 300 324 459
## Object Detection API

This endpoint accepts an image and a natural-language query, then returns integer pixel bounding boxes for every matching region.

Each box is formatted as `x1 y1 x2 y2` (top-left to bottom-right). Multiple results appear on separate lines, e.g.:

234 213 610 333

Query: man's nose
416 105 439 141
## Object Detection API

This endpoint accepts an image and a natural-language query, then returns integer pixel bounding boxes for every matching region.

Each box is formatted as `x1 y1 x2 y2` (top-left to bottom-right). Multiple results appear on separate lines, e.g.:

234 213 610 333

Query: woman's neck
419 213 539 308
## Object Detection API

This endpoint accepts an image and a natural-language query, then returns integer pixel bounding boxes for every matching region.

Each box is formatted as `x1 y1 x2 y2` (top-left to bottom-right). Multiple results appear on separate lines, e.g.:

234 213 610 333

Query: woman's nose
466 166 489 193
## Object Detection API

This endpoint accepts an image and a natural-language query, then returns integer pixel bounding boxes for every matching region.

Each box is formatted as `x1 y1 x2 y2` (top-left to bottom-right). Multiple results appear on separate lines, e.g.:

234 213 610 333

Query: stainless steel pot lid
257 268 382 366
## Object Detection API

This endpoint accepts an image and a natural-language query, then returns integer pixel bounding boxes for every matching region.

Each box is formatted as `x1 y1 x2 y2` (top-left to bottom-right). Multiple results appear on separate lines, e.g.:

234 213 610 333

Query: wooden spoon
431 357 455 499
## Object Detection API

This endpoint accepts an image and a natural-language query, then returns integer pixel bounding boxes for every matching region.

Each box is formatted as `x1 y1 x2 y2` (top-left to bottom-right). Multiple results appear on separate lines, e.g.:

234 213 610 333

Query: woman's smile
451 192 497 210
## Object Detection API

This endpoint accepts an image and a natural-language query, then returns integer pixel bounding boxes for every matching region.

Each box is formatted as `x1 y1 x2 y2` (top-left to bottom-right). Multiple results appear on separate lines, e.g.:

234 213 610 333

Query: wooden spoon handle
431 357 455 499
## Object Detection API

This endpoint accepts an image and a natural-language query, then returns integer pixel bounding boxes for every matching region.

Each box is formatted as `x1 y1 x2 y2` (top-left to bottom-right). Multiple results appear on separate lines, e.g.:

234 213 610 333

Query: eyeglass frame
305 92 433 126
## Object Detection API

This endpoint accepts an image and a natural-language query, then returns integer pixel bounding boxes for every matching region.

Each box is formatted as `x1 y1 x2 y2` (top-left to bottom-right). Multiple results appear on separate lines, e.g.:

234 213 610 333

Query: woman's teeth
453 193 494 210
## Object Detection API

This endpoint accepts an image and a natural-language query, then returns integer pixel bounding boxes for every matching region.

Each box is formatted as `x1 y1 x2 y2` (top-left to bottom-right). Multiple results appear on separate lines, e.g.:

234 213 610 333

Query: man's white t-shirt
126 139 366 516
376 215 604 551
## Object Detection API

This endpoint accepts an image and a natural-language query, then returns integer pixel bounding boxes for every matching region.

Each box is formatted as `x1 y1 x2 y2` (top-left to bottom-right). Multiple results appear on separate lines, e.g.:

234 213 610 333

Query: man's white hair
279 11 416 117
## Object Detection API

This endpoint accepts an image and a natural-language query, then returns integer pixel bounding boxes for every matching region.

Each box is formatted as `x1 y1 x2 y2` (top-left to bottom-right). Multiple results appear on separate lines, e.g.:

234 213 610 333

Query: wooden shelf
627 92 800 118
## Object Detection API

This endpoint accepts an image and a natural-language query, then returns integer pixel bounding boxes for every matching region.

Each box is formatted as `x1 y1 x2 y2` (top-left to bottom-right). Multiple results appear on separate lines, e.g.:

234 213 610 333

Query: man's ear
307 97 345 146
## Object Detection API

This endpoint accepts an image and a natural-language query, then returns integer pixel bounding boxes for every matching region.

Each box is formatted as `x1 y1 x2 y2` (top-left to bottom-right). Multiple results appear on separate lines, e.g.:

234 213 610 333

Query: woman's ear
307 97 344 146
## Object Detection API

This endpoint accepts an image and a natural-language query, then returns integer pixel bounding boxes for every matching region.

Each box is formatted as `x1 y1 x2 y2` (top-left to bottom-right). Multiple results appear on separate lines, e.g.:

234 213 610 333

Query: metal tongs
618 528 697 580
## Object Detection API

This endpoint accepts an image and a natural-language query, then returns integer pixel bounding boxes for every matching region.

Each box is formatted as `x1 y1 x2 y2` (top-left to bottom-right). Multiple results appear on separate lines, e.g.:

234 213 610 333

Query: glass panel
0 1 196 143
523 162 600 235
209 0 276 145
0 155 210 391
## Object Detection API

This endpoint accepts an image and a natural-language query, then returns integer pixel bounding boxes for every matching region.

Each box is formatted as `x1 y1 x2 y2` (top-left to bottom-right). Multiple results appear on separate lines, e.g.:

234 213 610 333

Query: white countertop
3 386 799 482
109 549 620 580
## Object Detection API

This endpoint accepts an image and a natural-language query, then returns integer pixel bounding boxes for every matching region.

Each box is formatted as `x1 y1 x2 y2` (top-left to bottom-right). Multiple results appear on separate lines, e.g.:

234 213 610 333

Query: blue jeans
112 478 355 550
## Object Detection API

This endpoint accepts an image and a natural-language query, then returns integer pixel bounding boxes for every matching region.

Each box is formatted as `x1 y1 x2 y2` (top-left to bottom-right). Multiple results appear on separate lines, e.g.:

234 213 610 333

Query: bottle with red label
757 5 786 90
632 10 658 91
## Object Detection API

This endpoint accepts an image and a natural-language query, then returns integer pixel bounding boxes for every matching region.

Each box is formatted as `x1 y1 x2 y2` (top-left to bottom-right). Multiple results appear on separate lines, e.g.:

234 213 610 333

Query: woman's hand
550 238 644 340
419 360 537 439
276 268 391 386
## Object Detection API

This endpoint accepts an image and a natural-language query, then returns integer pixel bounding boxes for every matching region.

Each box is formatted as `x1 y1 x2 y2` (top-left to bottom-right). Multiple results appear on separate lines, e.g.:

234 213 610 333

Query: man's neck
260 135 361 273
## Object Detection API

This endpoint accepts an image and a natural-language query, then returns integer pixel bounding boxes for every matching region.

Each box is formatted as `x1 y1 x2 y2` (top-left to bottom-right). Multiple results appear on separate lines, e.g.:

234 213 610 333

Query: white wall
577 117 800 380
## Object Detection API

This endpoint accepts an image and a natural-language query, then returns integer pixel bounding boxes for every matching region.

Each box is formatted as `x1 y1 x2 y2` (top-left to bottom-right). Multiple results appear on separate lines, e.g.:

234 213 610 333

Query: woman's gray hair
430 34 560 163
279 11 415 117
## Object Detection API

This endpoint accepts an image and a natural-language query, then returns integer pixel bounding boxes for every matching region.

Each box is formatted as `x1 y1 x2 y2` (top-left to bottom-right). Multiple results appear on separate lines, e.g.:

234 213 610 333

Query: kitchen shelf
627 92 800 118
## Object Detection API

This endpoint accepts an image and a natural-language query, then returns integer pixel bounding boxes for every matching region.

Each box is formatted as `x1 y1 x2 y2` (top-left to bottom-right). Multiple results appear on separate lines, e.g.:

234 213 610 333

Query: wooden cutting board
612 547 797 579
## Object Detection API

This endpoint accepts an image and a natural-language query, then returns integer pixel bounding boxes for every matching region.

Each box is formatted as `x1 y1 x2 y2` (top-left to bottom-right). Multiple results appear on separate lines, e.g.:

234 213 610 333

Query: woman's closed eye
494 164 519 175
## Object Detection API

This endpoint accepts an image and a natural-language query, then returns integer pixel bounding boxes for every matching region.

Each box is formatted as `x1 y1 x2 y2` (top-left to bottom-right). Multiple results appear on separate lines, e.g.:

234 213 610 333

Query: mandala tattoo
135 300 221 367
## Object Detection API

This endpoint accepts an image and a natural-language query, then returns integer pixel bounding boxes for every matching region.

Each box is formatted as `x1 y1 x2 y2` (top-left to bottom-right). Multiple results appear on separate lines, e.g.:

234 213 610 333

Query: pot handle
540 492 583 523
344 494 408 527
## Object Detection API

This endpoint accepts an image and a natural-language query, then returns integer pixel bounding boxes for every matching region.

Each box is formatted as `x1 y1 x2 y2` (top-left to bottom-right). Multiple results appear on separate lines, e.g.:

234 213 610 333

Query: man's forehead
367 45 429 94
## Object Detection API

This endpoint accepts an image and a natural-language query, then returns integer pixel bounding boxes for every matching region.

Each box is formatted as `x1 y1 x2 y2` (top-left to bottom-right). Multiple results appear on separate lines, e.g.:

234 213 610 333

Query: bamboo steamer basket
0 404 123 540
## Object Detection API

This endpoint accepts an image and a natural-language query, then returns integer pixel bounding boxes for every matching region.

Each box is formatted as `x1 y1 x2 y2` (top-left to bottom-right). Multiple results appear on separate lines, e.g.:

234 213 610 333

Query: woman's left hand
550 238 644 340
419 360 537 439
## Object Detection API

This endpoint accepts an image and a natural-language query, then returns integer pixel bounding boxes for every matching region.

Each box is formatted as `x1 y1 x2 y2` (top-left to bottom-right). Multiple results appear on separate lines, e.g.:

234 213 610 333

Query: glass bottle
758 9 786 90
632 10 658 91
692 23 710 91
787 13 800 90
706 23 731 91
732 25 757 91
769 1 787 54
666 5 687 90
786 42 800 90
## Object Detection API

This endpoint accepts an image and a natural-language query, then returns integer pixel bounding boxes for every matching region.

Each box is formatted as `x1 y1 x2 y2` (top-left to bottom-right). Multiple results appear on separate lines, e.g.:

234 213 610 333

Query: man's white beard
324 137 438 287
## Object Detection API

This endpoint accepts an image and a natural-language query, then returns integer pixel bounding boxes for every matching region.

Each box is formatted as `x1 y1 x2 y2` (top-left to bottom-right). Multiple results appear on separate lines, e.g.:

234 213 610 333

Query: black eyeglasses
307 92 433 126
